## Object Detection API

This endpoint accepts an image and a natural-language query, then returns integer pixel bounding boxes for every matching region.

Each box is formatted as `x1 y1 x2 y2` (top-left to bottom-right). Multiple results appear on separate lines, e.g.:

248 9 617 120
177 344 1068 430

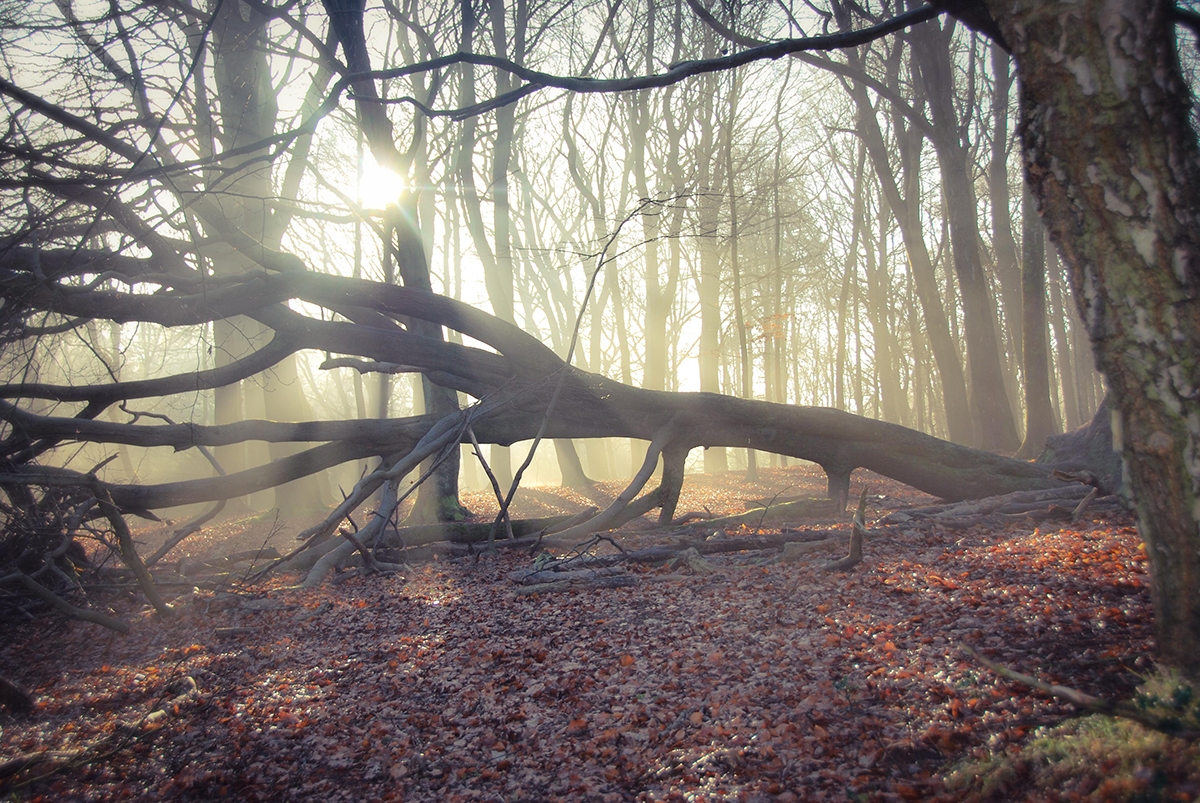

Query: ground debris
0 465 1164 802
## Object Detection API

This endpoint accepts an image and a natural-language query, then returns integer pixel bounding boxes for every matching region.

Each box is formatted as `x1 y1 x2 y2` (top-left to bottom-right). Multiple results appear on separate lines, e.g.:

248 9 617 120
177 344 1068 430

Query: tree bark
982 0 1200 678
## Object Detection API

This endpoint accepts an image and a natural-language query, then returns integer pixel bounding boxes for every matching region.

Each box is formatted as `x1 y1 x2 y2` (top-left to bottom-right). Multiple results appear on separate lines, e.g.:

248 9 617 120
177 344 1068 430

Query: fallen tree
0 255 1092 594
1 264 1071 506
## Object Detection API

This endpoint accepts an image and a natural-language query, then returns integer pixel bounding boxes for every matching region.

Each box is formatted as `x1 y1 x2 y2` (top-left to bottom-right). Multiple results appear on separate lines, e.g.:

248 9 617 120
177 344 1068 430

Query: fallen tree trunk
1 270 1073 517
1 258 1085 589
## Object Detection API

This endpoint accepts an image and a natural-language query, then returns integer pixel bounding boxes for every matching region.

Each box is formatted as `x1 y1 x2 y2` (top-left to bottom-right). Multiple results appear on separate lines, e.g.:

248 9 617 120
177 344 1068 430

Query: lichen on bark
983 0 1200 676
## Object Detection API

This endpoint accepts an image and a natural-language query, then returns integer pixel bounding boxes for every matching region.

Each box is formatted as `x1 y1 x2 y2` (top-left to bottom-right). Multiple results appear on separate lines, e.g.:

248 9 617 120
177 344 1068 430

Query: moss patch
945 714 1200 802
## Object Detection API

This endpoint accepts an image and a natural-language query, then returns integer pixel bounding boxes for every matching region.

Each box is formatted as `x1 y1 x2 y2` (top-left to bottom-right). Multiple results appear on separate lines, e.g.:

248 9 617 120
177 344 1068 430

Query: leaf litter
0 465 1172 801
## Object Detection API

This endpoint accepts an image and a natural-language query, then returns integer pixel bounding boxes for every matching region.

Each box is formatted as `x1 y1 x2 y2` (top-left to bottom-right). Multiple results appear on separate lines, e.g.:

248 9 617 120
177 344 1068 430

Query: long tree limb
94 486 171 617
0 573 131 633
546 416 681 542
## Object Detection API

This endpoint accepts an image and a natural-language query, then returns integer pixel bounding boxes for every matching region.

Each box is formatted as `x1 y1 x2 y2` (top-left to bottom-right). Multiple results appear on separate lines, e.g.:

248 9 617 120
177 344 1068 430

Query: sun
357 159 405 210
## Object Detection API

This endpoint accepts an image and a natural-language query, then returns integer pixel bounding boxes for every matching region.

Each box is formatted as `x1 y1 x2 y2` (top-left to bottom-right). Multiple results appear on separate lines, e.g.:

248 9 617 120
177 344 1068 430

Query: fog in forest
0 0 1136 522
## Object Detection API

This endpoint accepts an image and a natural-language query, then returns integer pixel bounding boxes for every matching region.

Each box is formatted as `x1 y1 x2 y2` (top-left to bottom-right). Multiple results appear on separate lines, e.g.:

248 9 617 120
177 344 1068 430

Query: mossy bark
985 0 1200 677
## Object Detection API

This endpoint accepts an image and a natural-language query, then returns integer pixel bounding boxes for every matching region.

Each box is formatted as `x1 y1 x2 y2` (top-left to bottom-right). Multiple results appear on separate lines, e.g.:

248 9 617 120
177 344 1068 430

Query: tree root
961 646 1200 740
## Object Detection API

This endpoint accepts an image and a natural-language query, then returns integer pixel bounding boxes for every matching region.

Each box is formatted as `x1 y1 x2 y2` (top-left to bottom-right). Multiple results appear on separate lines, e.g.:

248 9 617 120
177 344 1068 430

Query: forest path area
0 466 1187 802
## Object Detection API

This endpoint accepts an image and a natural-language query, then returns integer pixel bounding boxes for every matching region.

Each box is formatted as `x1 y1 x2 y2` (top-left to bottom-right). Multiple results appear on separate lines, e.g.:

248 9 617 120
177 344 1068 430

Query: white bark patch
1130 166 1159 219
1051 157 1067 184
1100 0 1137 99
1130 225 1157 265
1174 248 1190 285
1131 306 1159 346
1148 430 1174 453
1064 56 1098 95
1155 372 1183 414
1169 365 1196 403
1104 187 1135 216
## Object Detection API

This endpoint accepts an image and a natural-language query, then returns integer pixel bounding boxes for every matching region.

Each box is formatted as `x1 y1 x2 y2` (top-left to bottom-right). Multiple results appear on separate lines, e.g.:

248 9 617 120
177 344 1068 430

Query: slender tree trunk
724 75 757 480
911 21 1020 451
1046 250 1080 430
696 72 727 473
989 44 1023 389
1015 183 1056 458
846 65 972 443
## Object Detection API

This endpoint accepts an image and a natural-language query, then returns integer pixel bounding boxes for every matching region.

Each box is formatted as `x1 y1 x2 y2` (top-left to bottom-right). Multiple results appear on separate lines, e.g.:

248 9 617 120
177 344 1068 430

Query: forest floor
1 464 1198 802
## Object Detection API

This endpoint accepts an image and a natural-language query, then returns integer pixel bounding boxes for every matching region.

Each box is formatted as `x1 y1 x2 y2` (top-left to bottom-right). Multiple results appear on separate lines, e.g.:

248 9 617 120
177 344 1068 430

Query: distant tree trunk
986 0 1200 678
391 202 468 524
989 43 1023 402
846 60 972 443
911 20 1020 452
1015 183 1056 459
696 71 728 473
1046 250 1081 430
215 0 330 514
865 189 908 425
834 135 865 414
725 75 757 481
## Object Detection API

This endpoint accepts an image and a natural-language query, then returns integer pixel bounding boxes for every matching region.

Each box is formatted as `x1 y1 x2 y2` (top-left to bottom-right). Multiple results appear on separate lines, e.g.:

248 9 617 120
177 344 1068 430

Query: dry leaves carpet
0 466 1182 802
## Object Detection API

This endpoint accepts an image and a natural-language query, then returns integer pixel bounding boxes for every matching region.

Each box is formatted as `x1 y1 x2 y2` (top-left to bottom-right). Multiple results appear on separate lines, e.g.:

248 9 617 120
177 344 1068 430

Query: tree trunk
1046 249 1082 431
845 51 974 443
984 0 1200 678
989 43 1022 376
389 203 468 524
1015 182 1057 459
910 21 1020 452
696 72 727 473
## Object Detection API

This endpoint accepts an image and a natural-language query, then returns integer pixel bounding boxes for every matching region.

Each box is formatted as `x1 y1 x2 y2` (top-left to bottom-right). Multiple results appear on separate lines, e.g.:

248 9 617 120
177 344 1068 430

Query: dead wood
382 513 580 547
545 417 680 543
670 498 846 535
961 646 1200 741
878 485 1112 528
96 487 171 618
510 566 628 585
822 490 868 572
534 529 859 572
2 271 1077 518
512 574 640 595
213 626 259 638
0 573 131 633
742 496 843 516
669 510 713 525
339 528 387 574
0 750 82 786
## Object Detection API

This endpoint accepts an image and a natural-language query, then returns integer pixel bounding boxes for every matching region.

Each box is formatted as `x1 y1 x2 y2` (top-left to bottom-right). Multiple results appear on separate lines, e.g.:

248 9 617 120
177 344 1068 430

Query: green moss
436 495 470 522
944 706 1200 802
